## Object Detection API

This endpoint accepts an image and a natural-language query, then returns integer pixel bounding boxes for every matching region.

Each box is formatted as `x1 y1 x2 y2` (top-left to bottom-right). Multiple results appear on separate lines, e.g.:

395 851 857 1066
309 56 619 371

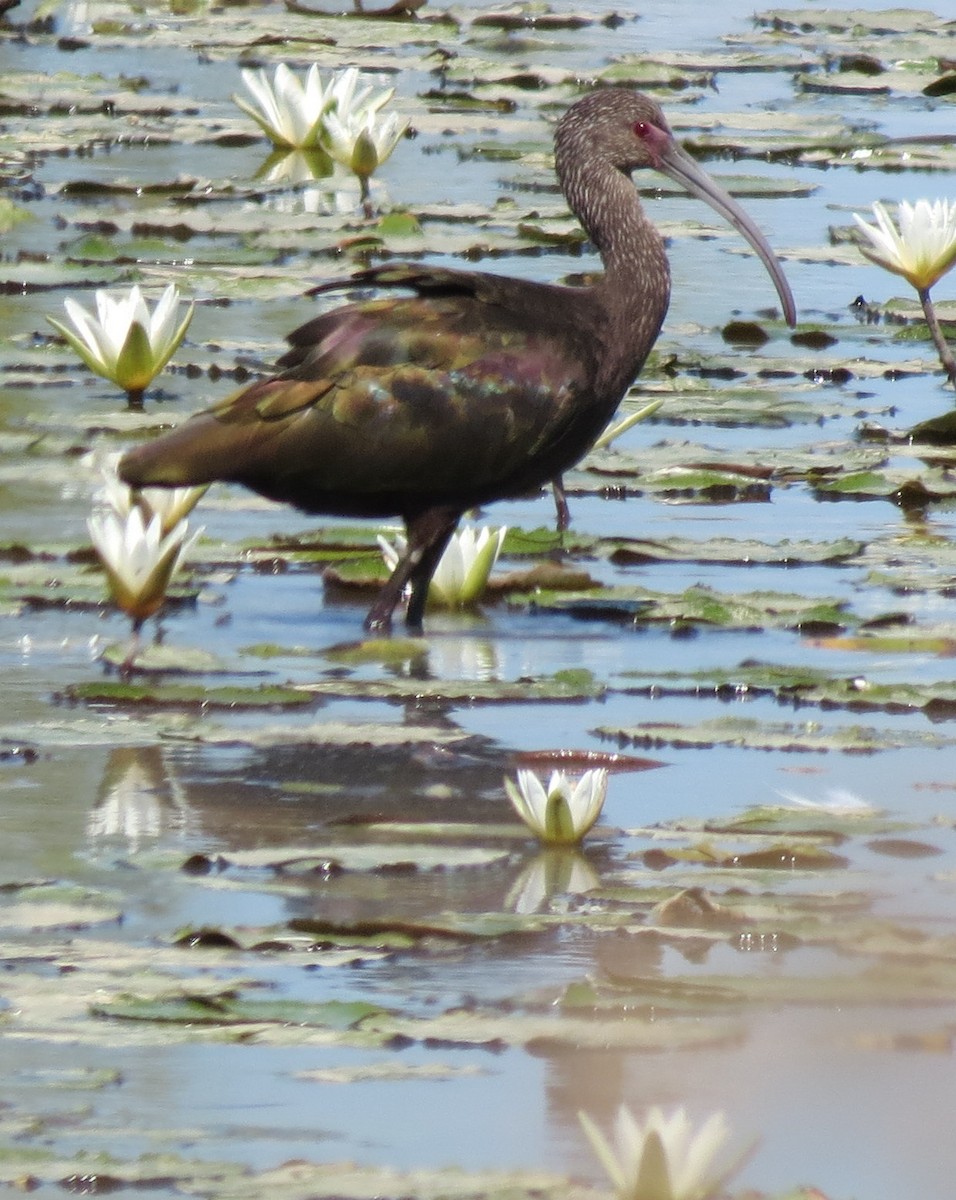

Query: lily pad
595 715 952 754
295 671 605 704
616 661 956 718
178 843 514 875
605 535 863 567
0 881 122 930
62 681 314 709
521 584 851 632
92 990 393 1030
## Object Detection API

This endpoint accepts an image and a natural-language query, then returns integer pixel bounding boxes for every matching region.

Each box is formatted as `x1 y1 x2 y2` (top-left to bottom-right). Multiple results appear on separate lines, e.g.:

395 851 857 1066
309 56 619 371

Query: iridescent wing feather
121 266 601 517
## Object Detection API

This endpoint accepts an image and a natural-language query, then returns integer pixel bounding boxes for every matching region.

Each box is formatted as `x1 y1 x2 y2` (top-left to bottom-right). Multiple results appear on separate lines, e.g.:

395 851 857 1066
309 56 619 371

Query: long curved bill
657 139 797 328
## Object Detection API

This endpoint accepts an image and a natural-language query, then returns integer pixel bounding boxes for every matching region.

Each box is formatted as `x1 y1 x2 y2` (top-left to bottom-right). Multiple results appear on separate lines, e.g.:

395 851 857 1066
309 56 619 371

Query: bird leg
363 507 461 634
551 475 570 532
403 508 461 630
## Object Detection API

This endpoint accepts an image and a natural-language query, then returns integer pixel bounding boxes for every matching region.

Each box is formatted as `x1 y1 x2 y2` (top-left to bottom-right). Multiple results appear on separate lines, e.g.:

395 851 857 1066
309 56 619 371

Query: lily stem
359 175 375 221
125 387 146 411
120 622 143 678
918 286 956 390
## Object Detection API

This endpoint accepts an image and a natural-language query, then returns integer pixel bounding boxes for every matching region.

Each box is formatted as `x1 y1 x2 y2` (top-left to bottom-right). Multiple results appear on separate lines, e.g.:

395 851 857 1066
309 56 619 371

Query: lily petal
854 198 956 291
48 285 193 397
505 767 607 846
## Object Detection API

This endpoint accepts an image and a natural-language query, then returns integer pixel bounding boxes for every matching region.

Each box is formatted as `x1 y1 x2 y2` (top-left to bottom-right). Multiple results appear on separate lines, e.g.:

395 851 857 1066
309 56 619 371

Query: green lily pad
615 661 956 717
808 632 956 656
178 720 478 749
290 911 545 941
61 681 313 709
92 990 392 1029
605 535 863 567
295 671 605 704
97 641 228 674
595 715 952 754
520 584 851 632
178 842 514 875
0 882 123 931
172 924 399 960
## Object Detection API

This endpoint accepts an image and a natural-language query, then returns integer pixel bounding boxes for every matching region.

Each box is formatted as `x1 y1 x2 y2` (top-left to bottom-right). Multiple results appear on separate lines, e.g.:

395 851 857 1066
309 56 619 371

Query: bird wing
120 268 602 515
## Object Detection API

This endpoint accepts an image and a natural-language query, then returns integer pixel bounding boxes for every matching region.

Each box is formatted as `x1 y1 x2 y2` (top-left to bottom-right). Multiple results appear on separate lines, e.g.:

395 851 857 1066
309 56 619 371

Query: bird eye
634 121 651 139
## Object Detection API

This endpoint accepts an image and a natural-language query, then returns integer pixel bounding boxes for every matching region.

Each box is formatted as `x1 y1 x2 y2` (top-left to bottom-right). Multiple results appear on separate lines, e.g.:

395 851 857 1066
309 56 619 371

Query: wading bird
120 89 795 632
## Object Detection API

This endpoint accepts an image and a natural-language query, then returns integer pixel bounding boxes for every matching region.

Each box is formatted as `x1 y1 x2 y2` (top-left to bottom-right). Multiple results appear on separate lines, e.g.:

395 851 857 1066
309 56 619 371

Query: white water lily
378 524 507 610
88 507 200 627
235 63 331 150
505 767 607 846
325 64 394 123
234 63 393 152
323 103 409 197
94 454 207 538
48 283 193 406
853 198 956 388
853 199 956 291
579 1105 740 1200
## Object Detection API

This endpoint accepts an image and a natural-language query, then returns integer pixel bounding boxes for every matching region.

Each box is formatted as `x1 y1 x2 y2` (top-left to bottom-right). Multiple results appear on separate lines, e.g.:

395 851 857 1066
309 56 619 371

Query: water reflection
254 149 379 215
87 744 195 853
60 0 91 36
505 848 600 914
426 634 502 683
255 148 334 186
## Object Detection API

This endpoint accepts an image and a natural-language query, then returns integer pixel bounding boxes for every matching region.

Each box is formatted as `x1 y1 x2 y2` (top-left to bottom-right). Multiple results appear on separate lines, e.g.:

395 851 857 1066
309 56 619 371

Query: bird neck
562 159 671 387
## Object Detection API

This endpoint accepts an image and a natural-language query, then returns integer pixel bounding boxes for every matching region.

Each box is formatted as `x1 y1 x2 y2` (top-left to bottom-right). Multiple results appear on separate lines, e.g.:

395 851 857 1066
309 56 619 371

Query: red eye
634 121 650 138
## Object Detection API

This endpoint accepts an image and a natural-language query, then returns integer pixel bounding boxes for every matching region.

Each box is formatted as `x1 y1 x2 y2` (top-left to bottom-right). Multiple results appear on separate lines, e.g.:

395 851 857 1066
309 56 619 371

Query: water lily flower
323 103 409 206
234 63 393 152
378 524 506 610
87 506 200 630
579 1105 741 1200
853 199 956 386
234 62 331 150
325 64 394 123
48 284 193 409
505 767 607 846
94 454 207 537
853 199 956 292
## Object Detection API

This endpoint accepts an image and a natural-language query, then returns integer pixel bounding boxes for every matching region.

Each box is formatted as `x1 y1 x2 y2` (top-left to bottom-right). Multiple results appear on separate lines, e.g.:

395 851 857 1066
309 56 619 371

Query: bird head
556 88 796 326
557 89 676 176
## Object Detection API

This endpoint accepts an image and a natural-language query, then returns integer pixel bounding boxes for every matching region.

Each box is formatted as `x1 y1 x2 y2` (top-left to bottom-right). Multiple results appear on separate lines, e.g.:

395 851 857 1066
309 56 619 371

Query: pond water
3 1 956 1198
